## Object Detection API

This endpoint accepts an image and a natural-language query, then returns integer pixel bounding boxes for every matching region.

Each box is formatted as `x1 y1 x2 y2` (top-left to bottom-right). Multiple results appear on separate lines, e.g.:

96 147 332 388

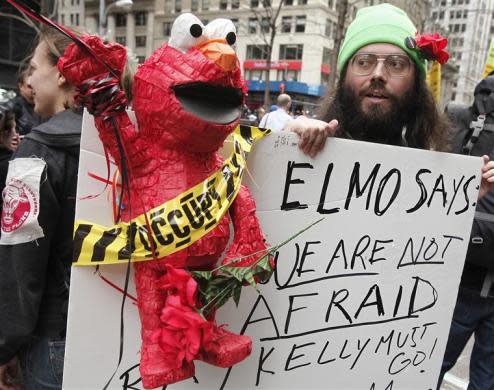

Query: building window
282 16 292 33
321 72 329 86
175 0 182 12
61 14 65 24
454 24 459 32
439 11 444 19
450 11 454 19
298 0 307 4
163 22 172 36
116 36 126 45
277 69 298 81
250 0 259 6
248 18 257 34
70 13 74 24
202 0 209 10
135 11 147 26
322 47 331 64
191 0 199 11
136 56 146 64
261 17 270 33
295 16 306 33
75 13 79 25
232 0 239 8
285 0 293 5
231 18 239 31
328 0 333 8
246 44 268 59
461 24 466 32
325 18 332 36
136 36 146 47
220 0 228 9
245 70 264 81
116 13 127 27
165 0 173 12
286 70 298 81
279 44 303 60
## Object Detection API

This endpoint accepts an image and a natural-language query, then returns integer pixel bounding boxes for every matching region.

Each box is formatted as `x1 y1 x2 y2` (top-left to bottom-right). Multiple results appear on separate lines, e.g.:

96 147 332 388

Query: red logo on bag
1 178 37 233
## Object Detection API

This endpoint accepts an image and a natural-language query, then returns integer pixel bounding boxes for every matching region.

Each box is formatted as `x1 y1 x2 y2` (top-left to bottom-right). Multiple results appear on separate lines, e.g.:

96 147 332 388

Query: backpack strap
463 114 487 154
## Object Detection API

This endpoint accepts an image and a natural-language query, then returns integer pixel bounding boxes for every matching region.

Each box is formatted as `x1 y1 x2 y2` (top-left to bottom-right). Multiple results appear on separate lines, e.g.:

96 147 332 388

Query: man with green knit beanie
285 2 449 154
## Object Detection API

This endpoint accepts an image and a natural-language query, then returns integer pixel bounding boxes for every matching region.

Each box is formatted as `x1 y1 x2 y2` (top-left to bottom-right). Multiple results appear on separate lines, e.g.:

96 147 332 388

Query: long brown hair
318 65 451 152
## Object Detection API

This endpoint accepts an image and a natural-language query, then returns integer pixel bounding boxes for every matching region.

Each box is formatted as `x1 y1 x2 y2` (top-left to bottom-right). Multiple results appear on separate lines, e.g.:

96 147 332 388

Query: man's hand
0 357 20 390
479 155 494 199
284 117 338 158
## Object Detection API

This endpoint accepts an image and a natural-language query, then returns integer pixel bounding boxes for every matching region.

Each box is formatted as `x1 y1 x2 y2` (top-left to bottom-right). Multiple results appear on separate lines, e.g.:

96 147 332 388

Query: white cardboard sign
64 112 481 390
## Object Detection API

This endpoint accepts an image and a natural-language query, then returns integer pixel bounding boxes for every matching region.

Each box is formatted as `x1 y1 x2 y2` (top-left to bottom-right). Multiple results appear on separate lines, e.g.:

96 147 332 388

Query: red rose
415 32 449 65
157 264 198 307
153 295 213 368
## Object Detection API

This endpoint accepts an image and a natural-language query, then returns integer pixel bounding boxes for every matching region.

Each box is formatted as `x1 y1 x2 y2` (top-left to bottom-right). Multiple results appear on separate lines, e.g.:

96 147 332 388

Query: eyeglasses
349 53 412 78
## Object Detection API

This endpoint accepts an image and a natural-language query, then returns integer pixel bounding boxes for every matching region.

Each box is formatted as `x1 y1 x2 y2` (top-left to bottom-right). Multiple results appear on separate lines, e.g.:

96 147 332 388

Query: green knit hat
338 3 426 77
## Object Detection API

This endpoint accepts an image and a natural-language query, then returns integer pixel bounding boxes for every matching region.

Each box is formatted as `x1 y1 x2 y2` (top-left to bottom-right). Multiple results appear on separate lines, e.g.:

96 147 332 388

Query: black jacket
0 109 81 365
447 76 494 292
0 147 12 219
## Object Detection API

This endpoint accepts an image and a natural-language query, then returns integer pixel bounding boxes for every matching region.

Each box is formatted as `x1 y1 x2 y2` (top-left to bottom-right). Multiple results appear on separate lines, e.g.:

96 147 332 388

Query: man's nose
370 60 387 81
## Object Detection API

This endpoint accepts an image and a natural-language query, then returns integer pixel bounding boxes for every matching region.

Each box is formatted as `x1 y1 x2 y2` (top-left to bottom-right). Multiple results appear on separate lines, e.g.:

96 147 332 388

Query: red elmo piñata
58 13 273 388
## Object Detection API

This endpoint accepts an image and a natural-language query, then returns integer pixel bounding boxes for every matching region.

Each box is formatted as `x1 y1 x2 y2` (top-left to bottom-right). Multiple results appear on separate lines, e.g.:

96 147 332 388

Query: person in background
259 93 293 132
6 66 43 136
438 72 494 390
256 106 266 125
0 108 20 221
0 26 83 390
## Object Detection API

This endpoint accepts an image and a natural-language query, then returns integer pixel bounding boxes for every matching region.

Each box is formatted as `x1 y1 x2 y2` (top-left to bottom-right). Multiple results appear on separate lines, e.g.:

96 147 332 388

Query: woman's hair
37 26 81 66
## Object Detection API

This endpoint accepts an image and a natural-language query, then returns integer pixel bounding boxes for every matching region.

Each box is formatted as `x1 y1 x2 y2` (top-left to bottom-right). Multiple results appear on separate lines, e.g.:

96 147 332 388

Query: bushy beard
336 79 416 145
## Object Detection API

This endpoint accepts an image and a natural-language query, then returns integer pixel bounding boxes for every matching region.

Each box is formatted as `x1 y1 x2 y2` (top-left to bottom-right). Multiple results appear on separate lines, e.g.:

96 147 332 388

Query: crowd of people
0 2 493 389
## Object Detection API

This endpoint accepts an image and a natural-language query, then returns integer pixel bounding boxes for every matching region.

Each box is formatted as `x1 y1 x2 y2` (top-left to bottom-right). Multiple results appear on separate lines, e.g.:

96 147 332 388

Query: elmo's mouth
173 82 243 125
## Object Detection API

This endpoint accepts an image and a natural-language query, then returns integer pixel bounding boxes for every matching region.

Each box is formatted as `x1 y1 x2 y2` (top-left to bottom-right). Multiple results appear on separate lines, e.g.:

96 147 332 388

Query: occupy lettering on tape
72 125 270 266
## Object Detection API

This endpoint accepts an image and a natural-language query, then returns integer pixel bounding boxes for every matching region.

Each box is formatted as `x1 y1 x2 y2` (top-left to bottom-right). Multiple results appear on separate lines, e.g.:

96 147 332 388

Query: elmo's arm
222 185 273 276
58 35 144 168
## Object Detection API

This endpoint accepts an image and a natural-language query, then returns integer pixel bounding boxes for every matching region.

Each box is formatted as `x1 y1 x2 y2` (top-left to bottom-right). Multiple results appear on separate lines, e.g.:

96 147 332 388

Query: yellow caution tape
73 125 270 266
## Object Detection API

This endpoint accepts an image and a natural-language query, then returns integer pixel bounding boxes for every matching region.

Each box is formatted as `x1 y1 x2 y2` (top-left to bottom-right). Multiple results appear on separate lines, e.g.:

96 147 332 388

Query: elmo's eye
190 24 203 38
168 13 206 52
204 19 237 48
226 32 236 45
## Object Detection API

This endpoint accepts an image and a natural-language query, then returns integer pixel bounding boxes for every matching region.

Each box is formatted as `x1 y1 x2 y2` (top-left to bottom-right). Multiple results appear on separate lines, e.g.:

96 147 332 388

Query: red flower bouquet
157 264 198 307
153 295 213 368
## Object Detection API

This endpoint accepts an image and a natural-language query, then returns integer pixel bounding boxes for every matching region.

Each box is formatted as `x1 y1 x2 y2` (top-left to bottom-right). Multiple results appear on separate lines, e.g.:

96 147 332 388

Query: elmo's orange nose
197 40 238 72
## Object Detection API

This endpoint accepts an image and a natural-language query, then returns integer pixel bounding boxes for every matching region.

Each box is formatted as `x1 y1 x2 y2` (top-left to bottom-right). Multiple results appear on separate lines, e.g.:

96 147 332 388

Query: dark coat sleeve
0 139 62 365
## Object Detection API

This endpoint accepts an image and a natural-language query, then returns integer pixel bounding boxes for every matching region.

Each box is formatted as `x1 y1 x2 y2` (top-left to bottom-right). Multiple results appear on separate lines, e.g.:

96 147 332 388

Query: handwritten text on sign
63 126 480 390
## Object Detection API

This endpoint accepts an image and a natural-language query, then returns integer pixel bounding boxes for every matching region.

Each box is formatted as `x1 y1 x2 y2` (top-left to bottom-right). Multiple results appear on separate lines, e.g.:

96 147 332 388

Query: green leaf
191 270 214 281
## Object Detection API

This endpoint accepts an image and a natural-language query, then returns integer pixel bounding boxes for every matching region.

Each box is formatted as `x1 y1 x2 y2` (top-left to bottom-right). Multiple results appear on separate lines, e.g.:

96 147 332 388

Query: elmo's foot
200 326 252 368
140 344 195 389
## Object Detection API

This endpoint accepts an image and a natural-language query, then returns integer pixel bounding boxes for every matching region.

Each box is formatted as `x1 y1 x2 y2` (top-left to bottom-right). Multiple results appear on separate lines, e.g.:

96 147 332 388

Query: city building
57 0 86 30
429 0 494 104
